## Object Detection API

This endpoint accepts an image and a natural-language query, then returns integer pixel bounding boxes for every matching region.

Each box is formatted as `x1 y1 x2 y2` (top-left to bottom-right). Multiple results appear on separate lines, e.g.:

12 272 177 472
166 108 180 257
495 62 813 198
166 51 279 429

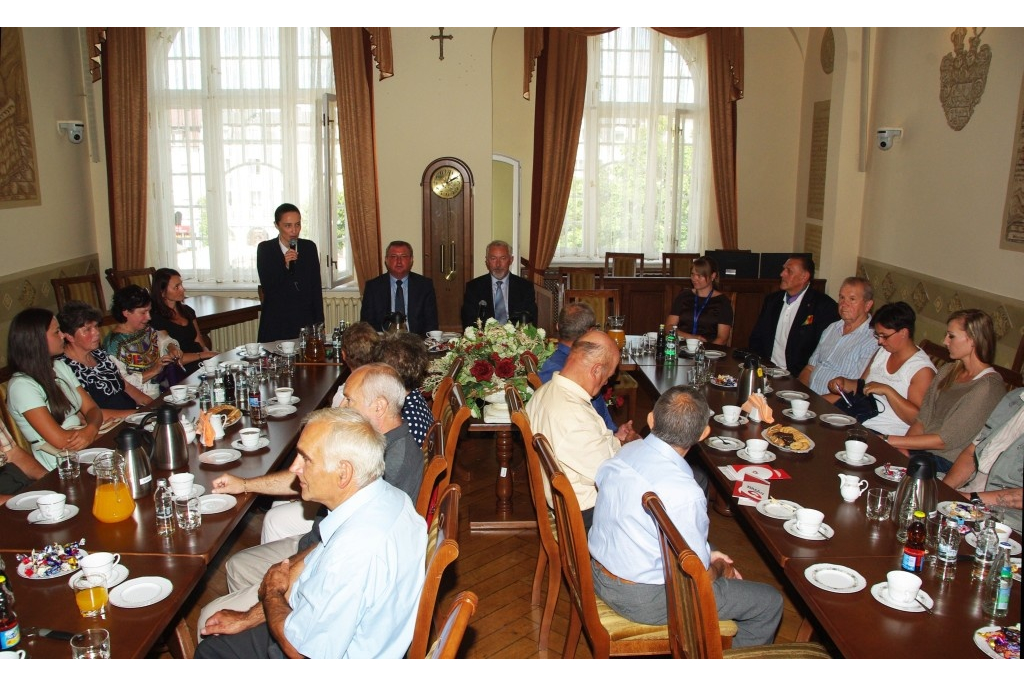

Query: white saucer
267 396 300 405
265 404 297 418
76 448 113 464
713 414 748 427
199 449 241 466
964 533 1022 556
109 576 173 608
168 484 205 499
782 408 816 421
703 350 726 359
163 395 194 405
835 451 877 466
870 582 933 612
199 494 238 514
5 490 57 511
783 519 834 541
756 499 801 520
804 563 866 593
124 412 151 425
68 564 129 589
776 390 809 401
737 448 776 464
704 436 744 451
820 413 857 427
875 465 906 482
28 504 80 524
764 367 790 378
231 437 270 452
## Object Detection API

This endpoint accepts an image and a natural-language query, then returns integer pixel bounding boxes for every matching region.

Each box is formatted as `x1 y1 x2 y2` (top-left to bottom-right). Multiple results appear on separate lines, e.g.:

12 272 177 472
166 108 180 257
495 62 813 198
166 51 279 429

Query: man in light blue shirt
196 408 426 659
588 386 782 647
799 277 877 397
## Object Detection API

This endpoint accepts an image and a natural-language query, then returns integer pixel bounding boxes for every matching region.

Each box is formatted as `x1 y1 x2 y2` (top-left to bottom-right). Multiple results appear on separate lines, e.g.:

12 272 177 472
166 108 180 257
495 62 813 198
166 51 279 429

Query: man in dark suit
748 255 838 373
460 240 538 328
360 241 439 335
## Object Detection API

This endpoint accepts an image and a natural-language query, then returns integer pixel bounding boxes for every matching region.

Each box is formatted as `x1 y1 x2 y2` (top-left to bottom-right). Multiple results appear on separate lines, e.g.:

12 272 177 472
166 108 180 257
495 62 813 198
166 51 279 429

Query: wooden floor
168 427 813 658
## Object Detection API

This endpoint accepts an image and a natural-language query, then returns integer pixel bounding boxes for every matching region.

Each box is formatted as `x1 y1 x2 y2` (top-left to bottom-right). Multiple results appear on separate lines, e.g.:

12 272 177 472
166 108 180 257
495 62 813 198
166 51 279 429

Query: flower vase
482 390 511 424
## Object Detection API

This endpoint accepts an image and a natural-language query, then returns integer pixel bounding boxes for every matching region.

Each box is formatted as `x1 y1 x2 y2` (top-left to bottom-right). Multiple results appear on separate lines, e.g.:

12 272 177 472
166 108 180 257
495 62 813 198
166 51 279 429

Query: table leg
495 429 513 516
468 431 537 532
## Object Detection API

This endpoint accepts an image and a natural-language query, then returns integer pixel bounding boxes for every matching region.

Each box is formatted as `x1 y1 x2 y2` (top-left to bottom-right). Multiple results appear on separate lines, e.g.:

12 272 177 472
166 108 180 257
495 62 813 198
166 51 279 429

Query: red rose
470 359 494 382
495 358 516 378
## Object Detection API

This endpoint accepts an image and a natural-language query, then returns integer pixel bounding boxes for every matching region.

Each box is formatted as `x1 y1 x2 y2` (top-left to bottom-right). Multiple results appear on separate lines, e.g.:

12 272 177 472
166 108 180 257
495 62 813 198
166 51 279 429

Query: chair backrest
533 432 610 656
919 339 951 370
520 352 542 390
416 420 449 520
507 386 558 547
662 252 699 277
993 364 1023 391
559 266 604 290
1013 333 1024 377
104 267 155 291
430 376 454 422
51 273 105 312
534 282 555 332
723 291 738 347
0 379 32 452
439 382 471 467
564 289 620 329
407 483 462 659
642 491 723 658
605 252 644 278
425 590 478 658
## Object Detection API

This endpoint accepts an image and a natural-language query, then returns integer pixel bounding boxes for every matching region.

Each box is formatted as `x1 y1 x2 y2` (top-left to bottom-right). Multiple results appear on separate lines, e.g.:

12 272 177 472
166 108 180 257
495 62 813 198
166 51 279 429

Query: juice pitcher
92 454 137 523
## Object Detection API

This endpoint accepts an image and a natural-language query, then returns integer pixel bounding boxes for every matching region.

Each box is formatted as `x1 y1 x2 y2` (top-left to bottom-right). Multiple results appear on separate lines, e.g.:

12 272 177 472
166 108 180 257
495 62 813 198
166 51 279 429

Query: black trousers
194 624 285 659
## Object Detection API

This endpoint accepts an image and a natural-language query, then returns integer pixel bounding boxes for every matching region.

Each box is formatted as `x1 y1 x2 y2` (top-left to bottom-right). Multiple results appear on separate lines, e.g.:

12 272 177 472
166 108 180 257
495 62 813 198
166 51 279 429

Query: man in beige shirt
525 330 638 530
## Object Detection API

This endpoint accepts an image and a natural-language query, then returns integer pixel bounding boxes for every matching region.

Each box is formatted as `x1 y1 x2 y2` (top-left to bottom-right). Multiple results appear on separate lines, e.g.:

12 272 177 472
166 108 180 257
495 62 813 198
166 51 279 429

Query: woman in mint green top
6 308 103 470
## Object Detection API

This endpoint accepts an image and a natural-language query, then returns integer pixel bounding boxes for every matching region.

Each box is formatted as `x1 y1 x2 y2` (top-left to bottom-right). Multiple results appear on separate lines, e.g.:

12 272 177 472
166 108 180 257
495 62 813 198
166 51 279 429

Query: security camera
876 128 902 151
58 121 85 144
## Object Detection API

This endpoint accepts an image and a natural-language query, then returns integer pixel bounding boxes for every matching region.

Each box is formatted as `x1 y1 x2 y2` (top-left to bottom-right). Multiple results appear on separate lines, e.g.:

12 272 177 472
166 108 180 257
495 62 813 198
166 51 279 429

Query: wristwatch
969 492 982 505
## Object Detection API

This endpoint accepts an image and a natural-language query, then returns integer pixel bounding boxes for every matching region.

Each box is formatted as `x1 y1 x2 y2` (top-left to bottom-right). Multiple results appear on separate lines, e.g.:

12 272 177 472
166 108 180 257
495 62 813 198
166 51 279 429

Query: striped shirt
806 318 878 395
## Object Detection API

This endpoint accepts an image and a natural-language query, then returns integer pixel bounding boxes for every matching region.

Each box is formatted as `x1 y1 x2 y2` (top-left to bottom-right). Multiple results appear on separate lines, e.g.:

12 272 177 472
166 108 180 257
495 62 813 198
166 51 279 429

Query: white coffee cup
994 522 1012 544
844 440 869 462
244 342 260 356
795 508 825 535
685 338 699 353
239 427 261 448
721 405 741 424
427 330 443 341
202 359 218 374
886 570 922 606
275 387 294 404
279 341 296 354
80 551 121 584
745 438 769 462
168 472 195 498
790 399 810 418
37 493 67 521
0 650 26 659
170 384 189 401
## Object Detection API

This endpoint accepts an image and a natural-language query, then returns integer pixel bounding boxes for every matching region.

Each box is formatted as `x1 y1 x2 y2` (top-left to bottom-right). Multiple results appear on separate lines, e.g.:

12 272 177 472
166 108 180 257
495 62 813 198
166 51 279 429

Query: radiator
208 295 363 350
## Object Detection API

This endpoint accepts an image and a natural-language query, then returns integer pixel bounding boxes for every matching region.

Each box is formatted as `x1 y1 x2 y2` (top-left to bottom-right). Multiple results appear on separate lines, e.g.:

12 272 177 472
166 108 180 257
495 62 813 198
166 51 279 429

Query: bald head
561 330 621 398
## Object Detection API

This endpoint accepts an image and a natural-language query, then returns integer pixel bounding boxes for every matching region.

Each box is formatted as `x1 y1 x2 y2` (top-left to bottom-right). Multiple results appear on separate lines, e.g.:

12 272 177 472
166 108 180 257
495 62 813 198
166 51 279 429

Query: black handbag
833 379 883 423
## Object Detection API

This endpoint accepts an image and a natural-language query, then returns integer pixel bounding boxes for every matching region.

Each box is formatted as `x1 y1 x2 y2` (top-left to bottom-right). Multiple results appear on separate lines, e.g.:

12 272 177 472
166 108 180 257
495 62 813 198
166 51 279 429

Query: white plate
782 408 816 421
711 375 737 388
199 449 241 465
265 404 297 418
163 394 194 405
235 345 268 359
267 396 300 405
98 417 123 435
733 465 774 481
875 465 907 482
973 625 1021 659
762 428 815 454
68 564 129 589
737 448 776 464
704 436 744 451
17 547 88 579
231 437 270 452
835 451 877 466
820 413 857 427
219 361 250 372
76 448 113 465
964 533 1022 556
199 493 238 514
937 500 989 523
764 366 790 378
776 390 809 401
756 499 801 520
109 576 173 608
713 414 748 427
870 582 933 612
783 519 834 541
28 505 80 524
703 350 726 359
804 563 866 593
5 490 57 511
124 412 151 425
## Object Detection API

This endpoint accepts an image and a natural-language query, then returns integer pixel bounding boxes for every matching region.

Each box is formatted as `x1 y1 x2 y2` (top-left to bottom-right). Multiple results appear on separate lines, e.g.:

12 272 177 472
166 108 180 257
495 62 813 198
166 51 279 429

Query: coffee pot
111 426 154 500
736 354 765 406
891 454 937 542
142 405 190 471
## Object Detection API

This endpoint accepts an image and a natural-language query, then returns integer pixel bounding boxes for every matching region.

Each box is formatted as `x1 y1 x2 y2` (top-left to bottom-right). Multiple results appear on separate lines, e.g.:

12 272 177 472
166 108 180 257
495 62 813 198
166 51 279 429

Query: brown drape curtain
101 28 148 271
524 27 744 276
330 28 392 290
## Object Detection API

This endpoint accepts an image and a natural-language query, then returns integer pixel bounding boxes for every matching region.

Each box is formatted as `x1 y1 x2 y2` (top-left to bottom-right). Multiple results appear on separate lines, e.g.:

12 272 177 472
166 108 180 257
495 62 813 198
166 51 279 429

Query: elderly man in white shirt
799 277 877 398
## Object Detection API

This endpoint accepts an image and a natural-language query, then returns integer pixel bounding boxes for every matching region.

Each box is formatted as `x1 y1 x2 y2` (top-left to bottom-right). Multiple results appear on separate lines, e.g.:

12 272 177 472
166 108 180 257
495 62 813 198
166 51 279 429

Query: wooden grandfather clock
422 157 473 331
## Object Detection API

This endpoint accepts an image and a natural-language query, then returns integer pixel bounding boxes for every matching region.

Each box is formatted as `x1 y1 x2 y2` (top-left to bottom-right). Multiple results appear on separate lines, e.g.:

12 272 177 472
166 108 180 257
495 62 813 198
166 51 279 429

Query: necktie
395 279 405 316
494 279 507 323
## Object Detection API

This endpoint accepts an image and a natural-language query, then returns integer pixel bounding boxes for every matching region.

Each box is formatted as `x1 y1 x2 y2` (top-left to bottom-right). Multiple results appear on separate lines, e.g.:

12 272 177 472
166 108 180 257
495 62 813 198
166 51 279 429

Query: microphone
477 300 487 325
288 239 297 270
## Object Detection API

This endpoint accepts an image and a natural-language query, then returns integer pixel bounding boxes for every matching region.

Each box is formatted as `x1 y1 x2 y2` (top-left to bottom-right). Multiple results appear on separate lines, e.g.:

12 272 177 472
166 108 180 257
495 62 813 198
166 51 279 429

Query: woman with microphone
255 202 324 342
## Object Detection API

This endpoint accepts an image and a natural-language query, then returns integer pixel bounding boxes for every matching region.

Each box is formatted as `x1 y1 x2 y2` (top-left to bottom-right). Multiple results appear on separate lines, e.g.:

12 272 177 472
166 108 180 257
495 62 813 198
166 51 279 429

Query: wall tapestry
0 27 41 207
939 27 991 131
1001 70 1024 253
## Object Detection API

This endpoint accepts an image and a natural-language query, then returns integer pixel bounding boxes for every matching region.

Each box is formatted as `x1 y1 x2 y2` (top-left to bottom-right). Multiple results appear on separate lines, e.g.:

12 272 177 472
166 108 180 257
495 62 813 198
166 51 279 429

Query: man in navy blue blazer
360 241 439 336
460 240 538 328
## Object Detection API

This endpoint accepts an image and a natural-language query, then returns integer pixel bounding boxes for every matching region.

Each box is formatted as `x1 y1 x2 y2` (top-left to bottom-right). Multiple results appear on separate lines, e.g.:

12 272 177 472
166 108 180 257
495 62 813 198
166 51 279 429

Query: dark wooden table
189 295 262 332
466 421 536 532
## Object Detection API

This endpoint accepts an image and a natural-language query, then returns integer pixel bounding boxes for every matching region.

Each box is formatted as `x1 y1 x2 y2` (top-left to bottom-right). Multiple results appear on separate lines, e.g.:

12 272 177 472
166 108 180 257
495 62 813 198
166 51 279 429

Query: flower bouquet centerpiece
424 319 554 420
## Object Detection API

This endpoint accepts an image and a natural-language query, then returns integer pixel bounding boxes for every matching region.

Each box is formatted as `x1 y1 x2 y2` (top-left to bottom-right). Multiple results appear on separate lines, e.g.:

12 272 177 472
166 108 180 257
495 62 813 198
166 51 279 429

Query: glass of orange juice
73 574 108 618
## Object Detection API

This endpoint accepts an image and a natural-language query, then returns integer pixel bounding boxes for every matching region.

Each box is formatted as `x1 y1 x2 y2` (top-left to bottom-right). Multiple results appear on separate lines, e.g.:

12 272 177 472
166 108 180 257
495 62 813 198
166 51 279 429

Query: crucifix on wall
431 28 452 60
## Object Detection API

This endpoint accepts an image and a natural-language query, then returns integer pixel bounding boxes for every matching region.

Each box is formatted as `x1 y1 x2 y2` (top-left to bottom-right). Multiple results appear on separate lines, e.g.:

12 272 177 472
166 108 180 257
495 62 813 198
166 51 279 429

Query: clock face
431 166 464 199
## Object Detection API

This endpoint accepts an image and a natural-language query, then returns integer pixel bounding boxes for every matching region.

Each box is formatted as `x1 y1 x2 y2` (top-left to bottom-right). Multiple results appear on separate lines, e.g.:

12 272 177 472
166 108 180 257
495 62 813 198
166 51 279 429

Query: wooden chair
520 351 542 390
506 386 560 652
407 483 462 659
918 339 951 370
605 252 644 278
428 356 465 422
0 379 32 453
662 252 700 277
559 266 604 291
1013 333 1024 377
104 267 155 291
564 289 620 328
416 420 448 521
641 492 830 659
533 433 671 658
723 291 738 347
993 364 1023 391
51 273 105 312
425 591 478 659
534 282 555 332
438 382 472 480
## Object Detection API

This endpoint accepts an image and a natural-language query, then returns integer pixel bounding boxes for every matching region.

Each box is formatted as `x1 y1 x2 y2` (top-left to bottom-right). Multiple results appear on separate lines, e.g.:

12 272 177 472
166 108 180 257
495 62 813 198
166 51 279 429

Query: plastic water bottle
983 542 1012 618
154 478 175 537
197 373 212 411
972 519 1000 581
936 517 961 581
664 326 677 364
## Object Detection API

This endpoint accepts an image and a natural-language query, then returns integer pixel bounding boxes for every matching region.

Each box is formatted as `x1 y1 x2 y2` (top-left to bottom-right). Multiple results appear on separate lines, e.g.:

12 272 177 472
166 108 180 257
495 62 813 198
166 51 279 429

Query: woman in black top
149 267 216 376
665 256 734 345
